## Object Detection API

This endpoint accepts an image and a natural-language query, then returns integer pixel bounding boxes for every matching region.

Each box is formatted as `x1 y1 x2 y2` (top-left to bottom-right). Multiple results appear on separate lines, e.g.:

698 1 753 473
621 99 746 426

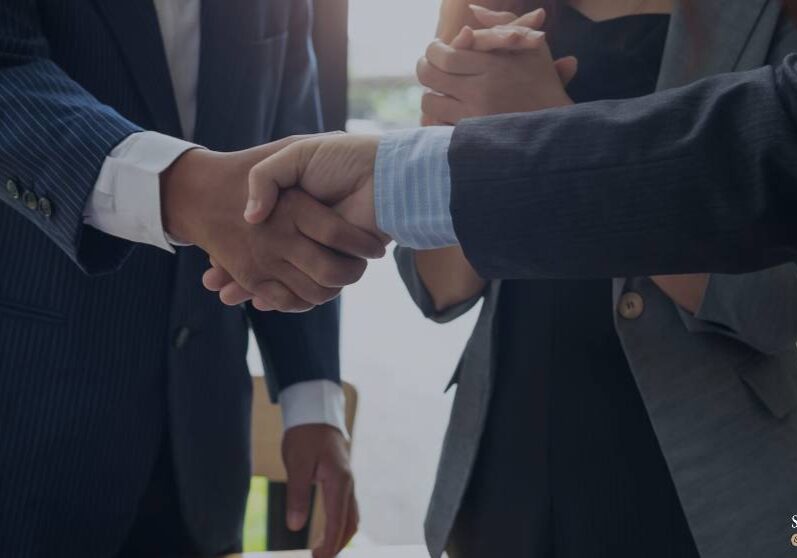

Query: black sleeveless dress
447 8 701 558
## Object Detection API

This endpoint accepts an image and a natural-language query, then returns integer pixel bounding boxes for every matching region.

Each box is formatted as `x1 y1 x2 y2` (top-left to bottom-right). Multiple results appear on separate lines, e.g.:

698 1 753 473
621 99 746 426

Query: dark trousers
115 432 241 558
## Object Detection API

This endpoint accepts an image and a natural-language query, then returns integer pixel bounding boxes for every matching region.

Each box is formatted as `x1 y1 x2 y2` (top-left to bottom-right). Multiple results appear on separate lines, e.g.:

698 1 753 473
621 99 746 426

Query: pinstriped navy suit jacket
0 1 338 556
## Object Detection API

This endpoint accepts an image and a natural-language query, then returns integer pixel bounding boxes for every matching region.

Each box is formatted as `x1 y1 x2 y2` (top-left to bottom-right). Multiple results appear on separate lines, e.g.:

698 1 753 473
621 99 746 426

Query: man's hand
418 6 578 124
202 134 386 311
161 143 385 312
283 425 358 558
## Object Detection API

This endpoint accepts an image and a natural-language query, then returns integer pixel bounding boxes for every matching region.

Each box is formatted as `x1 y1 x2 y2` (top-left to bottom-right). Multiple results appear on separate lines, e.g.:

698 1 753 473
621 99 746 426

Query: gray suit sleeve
394 246 482 323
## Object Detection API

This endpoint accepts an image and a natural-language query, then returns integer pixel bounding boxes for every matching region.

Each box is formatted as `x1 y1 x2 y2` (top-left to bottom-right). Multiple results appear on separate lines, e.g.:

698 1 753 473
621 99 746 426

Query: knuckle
416 57 432 85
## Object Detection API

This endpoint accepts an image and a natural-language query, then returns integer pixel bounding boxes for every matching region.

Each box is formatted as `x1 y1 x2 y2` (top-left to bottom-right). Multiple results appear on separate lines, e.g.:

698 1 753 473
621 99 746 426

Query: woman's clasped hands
419 4 579 125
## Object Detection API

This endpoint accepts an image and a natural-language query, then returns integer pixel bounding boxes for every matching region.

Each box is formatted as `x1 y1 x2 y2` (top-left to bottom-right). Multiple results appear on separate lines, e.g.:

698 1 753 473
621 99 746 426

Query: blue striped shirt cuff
374 127 458 249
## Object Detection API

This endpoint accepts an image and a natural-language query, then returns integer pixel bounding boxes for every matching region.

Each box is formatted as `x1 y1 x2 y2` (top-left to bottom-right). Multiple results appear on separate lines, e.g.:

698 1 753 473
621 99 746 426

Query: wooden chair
250 378 359 550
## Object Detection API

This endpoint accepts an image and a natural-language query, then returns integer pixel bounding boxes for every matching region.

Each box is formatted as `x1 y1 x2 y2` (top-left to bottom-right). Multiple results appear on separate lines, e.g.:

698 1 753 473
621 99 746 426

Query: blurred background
246 0 481 549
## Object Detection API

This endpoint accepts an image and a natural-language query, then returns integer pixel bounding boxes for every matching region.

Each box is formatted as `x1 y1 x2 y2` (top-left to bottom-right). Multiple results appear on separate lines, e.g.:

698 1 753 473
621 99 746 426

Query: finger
417 56 467 98
554 56 579 86
339 492 359 553
273 262 342 307
425 39 495 75
219 281 255 306
449 25 475 49
285 456 315 533
293 191 386 259
468 4 518 26
252 297 275 312
246 139 318 224
250 280 314 313
241 135 316 225
285 235 369 289
511 7 547 29
421 91 468 125
314 473 352 558
202 265 234 291
467 25 547 52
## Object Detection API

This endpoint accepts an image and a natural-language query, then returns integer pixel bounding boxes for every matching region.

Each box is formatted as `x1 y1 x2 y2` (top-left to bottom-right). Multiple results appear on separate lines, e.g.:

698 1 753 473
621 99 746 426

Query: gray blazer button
5 179 19 200
618 292 645 320
22 190 38 211
38 197 53 218
174 326 192 349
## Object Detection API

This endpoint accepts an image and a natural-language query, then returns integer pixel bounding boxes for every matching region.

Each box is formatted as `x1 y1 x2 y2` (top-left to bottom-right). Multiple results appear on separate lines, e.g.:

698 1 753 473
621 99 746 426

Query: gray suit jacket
397 2 797 557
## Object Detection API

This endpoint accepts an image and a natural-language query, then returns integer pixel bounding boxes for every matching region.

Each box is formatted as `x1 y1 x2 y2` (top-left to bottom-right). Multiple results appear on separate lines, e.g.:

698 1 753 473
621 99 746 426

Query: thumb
245 139 314 224
554 56 579 87
243 132 343 224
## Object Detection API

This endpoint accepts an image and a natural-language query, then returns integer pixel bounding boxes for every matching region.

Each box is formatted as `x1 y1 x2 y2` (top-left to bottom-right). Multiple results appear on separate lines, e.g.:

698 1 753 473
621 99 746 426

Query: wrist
161 148 244 247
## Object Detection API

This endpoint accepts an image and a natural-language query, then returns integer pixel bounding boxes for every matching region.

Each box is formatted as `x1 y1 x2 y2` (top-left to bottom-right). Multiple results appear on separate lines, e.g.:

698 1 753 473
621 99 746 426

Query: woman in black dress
401 1 797 556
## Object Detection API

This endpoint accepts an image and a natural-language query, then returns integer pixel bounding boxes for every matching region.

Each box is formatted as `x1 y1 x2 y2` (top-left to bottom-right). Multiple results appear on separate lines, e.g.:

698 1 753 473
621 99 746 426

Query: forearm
0 58 141 273
414 247 487 312
451 60 797 278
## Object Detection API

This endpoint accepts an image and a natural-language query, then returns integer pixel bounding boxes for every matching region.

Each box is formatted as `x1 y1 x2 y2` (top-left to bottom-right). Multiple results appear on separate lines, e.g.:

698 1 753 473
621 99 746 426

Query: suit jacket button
618 292 644 320
5 179 19 200
38 197 53 218
22 190 38 211
174 326 192 349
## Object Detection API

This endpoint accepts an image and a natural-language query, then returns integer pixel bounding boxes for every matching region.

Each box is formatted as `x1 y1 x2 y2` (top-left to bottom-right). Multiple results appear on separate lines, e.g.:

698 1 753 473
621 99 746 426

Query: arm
249 4 357 556
250 0 336 397
410 0 504 313
0 0 142 274
413 247 487 313
449 57 797 278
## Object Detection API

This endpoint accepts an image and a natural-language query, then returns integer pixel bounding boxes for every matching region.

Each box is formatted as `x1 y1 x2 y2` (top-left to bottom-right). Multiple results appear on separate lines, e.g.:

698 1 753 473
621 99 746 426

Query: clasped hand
419 5 577 125
161 133 386 313
188 5 579 314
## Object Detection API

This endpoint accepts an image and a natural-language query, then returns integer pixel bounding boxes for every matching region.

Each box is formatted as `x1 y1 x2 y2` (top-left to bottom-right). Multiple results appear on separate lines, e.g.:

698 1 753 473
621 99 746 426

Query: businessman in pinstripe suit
0 1 382 557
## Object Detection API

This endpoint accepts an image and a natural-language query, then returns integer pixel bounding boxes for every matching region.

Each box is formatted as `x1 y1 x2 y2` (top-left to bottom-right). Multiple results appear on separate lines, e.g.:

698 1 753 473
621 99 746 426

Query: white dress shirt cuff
279 379 349 439
85 131 200 252
374 126 458 249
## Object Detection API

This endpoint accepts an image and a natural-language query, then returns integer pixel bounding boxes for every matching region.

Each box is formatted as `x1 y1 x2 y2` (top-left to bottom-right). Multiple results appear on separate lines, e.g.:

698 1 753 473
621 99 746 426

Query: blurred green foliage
348 77 423 130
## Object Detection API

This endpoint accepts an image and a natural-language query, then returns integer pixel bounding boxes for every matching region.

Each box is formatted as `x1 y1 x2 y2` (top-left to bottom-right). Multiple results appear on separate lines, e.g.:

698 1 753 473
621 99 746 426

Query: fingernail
469 4 488 12
244 198 261 220
288 511 305 531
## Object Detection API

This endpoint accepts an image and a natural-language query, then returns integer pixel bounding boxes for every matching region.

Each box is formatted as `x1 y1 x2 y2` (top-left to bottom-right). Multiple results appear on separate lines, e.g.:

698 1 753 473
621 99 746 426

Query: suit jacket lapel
193 0 252 148
91 0 183 137
657 0 771 89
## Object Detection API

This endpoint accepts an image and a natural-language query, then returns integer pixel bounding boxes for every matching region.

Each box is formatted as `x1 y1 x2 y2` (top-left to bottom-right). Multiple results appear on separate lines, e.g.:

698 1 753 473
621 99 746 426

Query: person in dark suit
0 1 378 557
398 2 797 557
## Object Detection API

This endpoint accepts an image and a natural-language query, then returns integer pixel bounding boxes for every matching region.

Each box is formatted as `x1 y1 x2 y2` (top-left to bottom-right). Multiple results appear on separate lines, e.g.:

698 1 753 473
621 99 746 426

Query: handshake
161 133 388 313
161 4 572 314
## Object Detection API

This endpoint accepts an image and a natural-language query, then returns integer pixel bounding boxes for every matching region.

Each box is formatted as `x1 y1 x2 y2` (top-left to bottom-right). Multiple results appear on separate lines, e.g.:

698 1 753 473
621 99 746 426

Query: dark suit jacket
450 53 797 278
0 1 338 556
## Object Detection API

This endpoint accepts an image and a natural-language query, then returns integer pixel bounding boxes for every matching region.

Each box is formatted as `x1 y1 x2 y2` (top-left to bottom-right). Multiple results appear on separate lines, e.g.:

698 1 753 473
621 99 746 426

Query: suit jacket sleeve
248 0 339 402
0 0 142 275
449 55 797 279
